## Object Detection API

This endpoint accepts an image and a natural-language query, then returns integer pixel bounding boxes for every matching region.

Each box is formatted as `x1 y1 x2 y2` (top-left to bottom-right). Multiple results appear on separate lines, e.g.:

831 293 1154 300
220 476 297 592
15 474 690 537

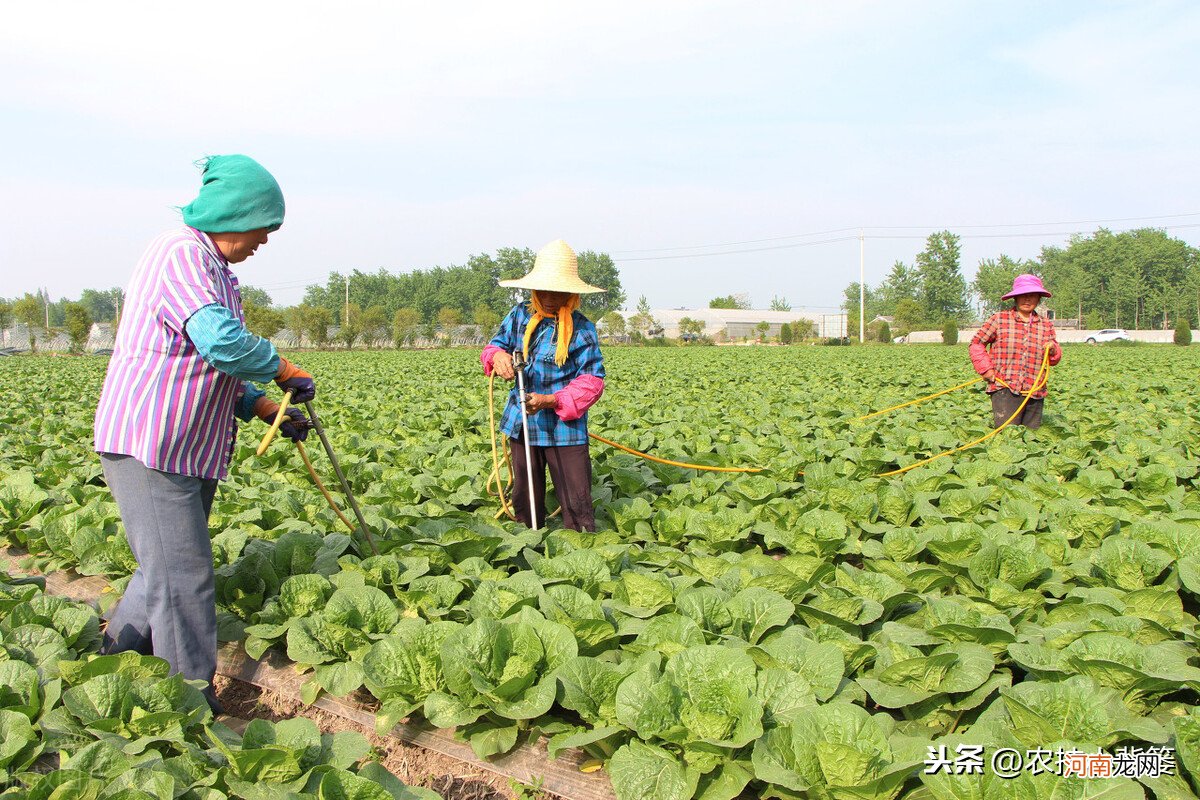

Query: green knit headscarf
181 155 285 233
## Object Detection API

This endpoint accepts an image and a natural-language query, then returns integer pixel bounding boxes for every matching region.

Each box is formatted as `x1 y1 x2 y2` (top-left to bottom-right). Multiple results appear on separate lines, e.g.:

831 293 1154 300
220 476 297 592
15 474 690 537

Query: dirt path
213 675 559 800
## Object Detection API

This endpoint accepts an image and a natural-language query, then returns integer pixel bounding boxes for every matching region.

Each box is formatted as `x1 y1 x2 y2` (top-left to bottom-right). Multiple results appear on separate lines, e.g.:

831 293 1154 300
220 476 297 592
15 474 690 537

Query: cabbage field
2 345 1199 800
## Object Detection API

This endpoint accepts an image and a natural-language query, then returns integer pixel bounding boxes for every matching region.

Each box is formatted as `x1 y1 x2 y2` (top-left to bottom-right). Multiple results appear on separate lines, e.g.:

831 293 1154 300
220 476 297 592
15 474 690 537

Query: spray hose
484 346 1052 517
485 374 763 521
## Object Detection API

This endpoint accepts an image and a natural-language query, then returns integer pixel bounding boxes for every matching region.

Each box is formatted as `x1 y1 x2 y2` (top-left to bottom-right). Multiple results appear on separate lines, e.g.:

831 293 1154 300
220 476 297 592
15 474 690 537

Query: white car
1086 329 1130 344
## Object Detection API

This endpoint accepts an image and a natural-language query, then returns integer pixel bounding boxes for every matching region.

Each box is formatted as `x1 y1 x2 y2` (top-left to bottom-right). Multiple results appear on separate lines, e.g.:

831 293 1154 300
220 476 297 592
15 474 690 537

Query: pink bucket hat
1002 274 1052 300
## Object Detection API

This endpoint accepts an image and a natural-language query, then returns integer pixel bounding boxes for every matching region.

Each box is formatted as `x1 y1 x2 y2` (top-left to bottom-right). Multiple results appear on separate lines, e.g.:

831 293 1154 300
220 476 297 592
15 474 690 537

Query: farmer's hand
983 369 997 384
492 351 515 380
254 399 312 443
524 392 557 413
276 357 316 403
277 408 312 443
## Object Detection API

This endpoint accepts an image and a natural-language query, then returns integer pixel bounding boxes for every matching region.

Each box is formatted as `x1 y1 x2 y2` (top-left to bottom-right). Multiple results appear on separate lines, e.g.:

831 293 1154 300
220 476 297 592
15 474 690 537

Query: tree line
842 228 1200 336
1 248 627 352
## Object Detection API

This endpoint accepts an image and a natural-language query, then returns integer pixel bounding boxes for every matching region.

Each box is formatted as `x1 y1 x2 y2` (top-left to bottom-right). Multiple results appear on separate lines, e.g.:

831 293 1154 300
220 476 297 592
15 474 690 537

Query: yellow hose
483 345 1052 515
484 374 764 518
587 432 763 473
875 344 1052 477
296 440 357 532
855 375 1012 421
255 390 294 456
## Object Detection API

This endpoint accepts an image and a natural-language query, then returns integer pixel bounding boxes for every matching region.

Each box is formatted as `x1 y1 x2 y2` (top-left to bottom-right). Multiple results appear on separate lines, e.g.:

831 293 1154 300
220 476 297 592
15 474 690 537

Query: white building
647 308 846 339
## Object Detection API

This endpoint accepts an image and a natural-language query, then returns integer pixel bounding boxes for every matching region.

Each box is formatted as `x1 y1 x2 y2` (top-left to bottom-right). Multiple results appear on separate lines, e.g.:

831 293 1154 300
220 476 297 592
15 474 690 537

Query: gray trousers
100 453 219 704
990 390 1045 429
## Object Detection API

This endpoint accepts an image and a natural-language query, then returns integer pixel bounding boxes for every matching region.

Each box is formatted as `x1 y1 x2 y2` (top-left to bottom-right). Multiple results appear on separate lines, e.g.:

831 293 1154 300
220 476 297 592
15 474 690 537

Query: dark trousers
508 438 595 531
990 390 1045 429
99 453 221 710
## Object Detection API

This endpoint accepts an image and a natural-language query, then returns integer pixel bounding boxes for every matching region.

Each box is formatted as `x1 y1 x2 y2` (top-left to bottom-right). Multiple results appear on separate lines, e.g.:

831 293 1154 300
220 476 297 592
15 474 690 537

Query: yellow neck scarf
523 292 580 366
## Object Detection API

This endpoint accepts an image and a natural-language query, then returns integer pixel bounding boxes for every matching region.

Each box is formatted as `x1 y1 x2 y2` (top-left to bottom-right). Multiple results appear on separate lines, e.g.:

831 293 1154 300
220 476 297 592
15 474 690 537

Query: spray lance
510 348 540 529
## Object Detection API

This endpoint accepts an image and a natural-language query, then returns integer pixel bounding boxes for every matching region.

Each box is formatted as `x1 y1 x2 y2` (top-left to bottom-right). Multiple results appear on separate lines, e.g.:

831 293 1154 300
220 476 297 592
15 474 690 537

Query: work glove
253 397 312 443
276 357 316 403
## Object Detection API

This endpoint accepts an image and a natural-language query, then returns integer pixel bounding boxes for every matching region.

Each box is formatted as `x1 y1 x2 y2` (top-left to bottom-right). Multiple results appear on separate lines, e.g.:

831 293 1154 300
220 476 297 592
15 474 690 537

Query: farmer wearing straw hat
969 274 1062 429
482 239 606 531
93 155 317 714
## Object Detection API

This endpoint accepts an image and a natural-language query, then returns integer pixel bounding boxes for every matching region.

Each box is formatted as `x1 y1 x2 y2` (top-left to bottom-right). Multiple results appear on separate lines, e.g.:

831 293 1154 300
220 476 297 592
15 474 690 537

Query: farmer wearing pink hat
969 274 1062 429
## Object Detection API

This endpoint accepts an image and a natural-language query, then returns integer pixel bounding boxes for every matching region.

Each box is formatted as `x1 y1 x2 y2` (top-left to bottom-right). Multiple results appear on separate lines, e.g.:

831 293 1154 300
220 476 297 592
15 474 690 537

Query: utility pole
43 287 50 332
859 231 865 343
344 275 350 327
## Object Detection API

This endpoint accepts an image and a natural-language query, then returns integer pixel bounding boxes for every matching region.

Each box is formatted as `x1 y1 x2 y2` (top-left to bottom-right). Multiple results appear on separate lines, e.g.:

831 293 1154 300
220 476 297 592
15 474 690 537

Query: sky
2 1 1198 314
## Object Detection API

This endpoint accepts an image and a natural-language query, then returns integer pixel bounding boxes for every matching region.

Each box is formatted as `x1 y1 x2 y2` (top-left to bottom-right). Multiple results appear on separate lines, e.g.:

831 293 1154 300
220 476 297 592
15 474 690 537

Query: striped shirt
490 303 605 447
94 227 247 479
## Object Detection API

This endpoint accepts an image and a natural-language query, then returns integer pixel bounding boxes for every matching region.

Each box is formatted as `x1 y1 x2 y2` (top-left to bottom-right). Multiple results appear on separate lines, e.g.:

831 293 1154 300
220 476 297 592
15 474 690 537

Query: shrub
877 321 891 344
779 323 793 345
1174 316 1192 345
942 320 959 345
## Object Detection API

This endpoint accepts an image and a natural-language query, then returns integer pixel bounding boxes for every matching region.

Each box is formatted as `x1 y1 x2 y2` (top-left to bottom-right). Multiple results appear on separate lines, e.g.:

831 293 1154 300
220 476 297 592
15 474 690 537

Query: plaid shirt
490 303 605 446
969 308 1061 398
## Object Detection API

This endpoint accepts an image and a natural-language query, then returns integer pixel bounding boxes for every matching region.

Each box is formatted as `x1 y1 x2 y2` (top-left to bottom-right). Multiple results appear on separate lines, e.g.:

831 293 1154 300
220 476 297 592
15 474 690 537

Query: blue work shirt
490 302 605 447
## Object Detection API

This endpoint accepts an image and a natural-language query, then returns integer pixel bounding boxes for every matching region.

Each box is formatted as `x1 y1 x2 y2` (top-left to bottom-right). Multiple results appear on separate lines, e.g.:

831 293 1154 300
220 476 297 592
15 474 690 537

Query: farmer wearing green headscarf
94 155 317 714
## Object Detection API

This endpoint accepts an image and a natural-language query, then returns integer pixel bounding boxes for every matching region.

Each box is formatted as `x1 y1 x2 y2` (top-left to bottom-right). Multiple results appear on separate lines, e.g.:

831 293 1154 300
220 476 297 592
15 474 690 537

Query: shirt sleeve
481 344 503 375
159 241 227 334
185 303 281 383
234 382 266 421
969 314 999 375
1046 322 1062 365
555 374 605 421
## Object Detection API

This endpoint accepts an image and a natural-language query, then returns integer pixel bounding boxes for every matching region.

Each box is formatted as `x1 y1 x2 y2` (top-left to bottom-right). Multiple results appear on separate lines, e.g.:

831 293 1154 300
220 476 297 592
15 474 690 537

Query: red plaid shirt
969 308 1061 398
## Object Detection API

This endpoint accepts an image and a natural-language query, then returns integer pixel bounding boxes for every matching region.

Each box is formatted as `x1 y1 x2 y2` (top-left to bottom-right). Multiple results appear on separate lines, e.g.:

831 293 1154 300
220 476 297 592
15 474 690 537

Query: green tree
392 307 421 347
893 298 925 333
942 319 959 345
678 317 706 340
756 320 770 340
292 304 331 347
63 302 92 353
576 251 625 318
709 293 751 310
0 301 11 329
917 231 968 322
877 320 892 343
338 302 362 349
599 311 626 339
240 285 274 308
792 319 815 339
779 322 793 344
437 307 463 329
79 288 122 323
473 304 501 335
709 295 738 309
770 295 792 311
1175 315 1192 345
627 295 657 334
842 282 879 339
244 301 285 340
973 255 1032 317
1036 227 1199 329
359 305 389 347
13 293 42 352
877 261 920 315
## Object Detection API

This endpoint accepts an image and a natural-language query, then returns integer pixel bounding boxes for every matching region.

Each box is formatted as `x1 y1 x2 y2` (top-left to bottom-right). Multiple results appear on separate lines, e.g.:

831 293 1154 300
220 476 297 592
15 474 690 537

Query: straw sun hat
498 239 605 294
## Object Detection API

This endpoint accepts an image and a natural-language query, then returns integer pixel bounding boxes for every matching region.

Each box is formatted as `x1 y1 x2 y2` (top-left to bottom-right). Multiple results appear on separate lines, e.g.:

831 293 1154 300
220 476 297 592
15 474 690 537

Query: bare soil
213 675 558 800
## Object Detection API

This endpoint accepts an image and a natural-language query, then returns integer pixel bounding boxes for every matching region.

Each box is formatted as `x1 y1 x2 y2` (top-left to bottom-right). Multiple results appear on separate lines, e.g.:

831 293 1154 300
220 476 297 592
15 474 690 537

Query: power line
610 226 862 254
612 223 1200 262
610 211 1200 255
616 235 860 261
